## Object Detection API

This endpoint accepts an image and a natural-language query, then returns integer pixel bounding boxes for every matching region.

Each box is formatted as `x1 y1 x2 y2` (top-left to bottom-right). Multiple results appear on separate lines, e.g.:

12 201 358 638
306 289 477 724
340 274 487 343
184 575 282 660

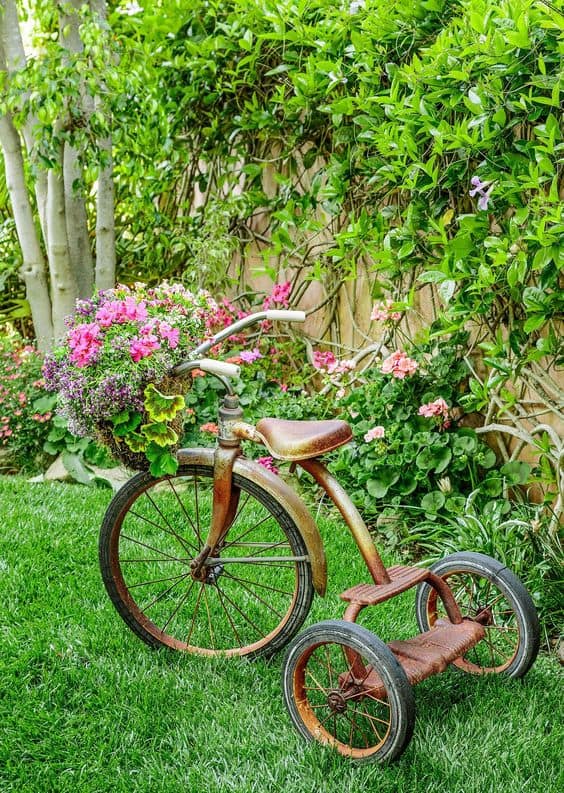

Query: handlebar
172 309 305 377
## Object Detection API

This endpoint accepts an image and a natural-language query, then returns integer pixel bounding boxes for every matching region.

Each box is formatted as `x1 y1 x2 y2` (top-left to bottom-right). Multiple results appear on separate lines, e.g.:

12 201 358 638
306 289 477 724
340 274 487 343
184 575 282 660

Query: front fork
190 395 243 580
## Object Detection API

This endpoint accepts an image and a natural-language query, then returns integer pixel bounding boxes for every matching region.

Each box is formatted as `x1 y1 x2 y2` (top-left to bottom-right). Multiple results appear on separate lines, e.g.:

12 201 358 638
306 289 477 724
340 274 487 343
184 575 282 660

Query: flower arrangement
43 283 219 476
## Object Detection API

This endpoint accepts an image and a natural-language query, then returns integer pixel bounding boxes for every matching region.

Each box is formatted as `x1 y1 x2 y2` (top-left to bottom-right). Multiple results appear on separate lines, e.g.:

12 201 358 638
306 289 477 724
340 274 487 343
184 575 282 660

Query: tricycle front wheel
415 551 540 677
99 465 314 658
282 620 415 763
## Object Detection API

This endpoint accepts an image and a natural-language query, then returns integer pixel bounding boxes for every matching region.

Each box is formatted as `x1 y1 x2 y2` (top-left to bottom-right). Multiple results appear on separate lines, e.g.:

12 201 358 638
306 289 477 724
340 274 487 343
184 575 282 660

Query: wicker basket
95 374 191 471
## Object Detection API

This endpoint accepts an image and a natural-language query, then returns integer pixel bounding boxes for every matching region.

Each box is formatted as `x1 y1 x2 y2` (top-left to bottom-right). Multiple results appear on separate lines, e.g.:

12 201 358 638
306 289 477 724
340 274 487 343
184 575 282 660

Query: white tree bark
60 0 94 298
64 143 95 298
1 0 49 245
95 133 116 291
46 128 79 341
0 112 53 349
91 0 115 291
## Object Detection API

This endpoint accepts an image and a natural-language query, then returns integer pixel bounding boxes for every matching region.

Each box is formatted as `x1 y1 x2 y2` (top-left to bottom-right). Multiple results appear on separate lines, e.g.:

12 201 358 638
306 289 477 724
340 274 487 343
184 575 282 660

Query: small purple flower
239 348 263 364
469 175 494 211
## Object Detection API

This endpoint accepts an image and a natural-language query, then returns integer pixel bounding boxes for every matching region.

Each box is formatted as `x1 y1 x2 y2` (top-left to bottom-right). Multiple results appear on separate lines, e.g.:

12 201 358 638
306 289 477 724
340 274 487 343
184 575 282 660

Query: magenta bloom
257 456 279 475
263 281 292 310
68 323 103 368
157 321 180 349
381 351 418 379
130 334 161 362
364 426 385 442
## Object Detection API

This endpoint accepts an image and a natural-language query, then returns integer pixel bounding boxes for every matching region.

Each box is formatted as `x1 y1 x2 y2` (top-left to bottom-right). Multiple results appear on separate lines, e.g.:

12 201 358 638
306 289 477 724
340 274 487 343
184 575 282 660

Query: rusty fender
177 447 327 596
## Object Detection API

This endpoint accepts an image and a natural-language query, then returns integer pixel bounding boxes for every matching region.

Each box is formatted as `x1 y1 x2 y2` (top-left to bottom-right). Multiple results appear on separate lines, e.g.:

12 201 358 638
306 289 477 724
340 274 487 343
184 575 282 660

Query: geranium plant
43 283 216 476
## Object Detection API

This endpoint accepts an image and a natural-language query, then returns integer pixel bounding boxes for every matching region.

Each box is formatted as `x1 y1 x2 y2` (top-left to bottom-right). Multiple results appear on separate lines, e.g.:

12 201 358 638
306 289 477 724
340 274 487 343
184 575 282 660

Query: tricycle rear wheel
415 551 540 677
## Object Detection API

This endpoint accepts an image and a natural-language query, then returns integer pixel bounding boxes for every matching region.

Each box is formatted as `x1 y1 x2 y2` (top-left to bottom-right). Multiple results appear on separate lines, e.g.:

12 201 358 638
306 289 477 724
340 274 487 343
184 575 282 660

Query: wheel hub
327 690 347 714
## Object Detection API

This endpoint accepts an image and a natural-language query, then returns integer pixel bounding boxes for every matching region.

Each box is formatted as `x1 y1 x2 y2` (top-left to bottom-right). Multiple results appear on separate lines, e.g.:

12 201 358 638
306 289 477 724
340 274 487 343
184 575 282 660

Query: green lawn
1 476 562 793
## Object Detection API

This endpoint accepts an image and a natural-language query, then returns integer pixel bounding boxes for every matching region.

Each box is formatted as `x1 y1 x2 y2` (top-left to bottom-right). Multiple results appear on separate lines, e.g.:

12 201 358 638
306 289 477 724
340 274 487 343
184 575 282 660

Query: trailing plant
42 283 213 476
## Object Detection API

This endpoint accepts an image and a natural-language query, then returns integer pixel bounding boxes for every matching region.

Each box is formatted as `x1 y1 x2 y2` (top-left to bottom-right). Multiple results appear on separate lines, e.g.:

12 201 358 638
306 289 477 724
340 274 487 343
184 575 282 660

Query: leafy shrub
0 333 53 473
403 494 563 636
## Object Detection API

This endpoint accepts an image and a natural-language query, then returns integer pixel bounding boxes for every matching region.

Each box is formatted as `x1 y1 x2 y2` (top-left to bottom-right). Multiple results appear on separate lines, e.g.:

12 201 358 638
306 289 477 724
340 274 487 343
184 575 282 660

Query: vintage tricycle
99 310 540 762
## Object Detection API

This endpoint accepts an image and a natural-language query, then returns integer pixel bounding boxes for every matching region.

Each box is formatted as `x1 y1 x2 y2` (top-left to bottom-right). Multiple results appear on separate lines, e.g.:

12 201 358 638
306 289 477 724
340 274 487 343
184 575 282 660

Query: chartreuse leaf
144 384 185 422
141 422 178 448
124 432 148 452
145 442 179 477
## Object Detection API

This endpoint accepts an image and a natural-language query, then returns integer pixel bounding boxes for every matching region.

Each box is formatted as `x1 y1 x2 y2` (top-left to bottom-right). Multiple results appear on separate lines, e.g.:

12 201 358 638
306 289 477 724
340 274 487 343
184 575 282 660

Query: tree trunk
46 133 79 341
64 144 94 298
1 0 49 246
0 112 53 349
60 0 94 299
95 134 116 291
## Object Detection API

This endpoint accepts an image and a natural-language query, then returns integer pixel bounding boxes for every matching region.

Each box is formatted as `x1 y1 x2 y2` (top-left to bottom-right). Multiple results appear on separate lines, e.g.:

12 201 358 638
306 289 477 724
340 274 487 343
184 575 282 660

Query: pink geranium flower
200 422 219 434
263 281 292 310
69 323 103 368
370 299 401 323
313 350 337 371
380 351 418 379
418 397 449 419
130 334 161 362
364 426 385 442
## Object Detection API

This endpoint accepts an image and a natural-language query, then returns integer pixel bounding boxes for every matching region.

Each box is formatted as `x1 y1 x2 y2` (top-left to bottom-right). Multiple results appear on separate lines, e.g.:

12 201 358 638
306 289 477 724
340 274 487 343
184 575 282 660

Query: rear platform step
340 565 430 606
339 620 485 697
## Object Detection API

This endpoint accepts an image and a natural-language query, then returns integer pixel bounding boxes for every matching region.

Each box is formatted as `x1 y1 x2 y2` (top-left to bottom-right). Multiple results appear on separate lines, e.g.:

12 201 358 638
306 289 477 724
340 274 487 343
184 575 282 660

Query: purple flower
469 175 493 211
239 348 263 364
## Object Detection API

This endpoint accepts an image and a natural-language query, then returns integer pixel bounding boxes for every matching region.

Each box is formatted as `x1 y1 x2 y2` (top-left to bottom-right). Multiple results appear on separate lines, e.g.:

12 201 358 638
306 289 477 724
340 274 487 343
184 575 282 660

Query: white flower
118 1 143 15
349 0 366 14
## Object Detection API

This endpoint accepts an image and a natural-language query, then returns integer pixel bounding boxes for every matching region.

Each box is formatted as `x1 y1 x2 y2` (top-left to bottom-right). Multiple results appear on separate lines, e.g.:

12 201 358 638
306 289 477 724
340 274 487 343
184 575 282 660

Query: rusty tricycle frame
99 309 540 763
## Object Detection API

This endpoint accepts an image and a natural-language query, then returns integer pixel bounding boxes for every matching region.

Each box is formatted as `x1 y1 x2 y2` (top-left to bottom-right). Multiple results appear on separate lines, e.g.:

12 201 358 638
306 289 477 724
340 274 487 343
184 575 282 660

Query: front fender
177 447 327 596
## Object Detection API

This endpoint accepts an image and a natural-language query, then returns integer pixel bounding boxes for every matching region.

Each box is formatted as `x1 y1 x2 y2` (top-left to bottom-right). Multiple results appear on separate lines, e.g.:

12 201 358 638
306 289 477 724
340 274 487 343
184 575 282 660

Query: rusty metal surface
340 566 429 605
298 458 391 585
338 620 485 698
177 448 328 595
255 418 353 461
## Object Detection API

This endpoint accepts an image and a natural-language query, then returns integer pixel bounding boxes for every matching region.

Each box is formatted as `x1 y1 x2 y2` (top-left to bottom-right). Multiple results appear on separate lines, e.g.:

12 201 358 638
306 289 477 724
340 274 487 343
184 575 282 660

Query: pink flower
418 398 449 419
370 299 401 323
313 350 337 371
328 358 356 375
157 321 180 349
263 281 292 310
129 334 161 362
69 323 103 368
380 351 418 379
364 426 385 442
239 348 263 363
257 456 279 475
200 422 219 435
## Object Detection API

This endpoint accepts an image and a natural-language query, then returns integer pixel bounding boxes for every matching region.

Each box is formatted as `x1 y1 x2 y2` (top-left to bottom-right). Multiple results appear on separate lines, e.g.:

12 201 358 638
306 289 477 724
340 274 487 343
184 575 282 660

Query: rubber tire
415 551 540 678
282 620 415 763
99 465 314 659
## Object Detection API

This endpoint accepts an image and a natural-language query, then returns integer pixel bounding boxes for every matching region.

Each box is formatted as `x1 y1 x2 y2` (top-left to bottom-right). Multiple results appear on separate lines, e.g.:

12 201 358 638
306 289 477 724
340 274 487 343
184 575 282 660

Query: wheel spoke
220 570 293 597
158 579 196 632
128 571 192 589
141 572 193 613
168 478 202 546
140 491 198 554
121 534 187 563
221 573 284 618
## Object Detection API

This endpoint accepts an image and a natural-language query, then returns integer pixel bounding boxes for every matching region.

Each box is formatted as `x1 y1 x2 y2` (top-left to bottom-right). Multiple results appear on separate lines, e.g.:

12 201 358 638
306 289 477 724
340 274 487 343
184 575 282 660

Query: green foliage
144 384 185 423
328 335 507 523
404 494 563 635
0 332 53 472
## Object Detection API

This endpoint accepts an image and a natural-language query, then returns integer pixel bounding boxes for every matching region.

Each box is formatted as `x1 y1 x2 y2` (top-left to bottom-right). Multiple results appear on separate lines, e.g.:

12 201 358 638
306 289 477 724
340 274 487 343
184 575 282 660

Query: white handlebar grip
265 310 306 322
198 359 241 378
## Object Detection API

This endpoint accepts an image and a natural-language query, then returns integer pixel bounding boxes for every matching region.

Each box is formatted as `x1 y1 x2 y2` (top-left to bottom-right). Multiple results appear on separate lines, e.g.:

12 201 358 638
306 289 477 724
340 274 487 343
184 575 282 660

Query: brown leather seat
255 418 353 461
